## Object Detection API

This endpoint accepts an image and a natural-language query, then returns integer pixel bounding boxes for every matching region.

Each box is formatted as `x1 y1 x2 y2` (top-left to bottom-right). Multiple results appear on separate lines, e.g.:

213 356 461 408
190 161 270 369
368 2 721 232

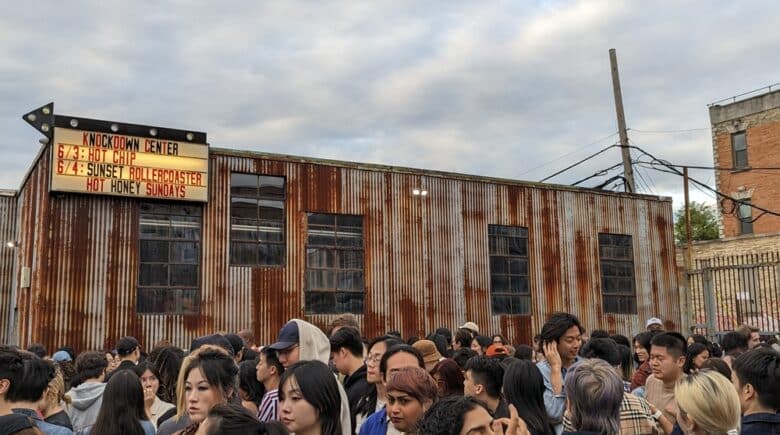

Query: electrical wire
539 144 618 183
629 127 710 134
628 143 780 222
570 162 624 186
516 132 619 177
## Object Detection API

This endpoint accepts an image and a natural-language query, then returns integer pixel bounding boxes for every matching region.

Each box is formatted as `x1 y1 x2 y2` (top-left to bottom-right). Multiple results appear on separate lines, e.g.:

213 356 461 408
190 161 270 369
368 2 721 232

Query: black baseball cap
116 336 140 357
268 321 299 350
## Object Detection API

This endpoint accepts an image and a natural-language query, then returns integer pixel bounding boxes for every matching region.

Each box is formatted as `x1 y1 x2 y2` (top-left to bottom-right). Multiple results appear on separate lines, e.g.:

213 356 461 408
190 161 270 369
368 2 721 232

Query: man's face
463 369 479 397
731 369 752 413
649 345 684 382
255 354 273 384
557 325 582 362
331 349 349 375
748 332 760 349
383 352 420 384
459 406 499 435
277 344 300 369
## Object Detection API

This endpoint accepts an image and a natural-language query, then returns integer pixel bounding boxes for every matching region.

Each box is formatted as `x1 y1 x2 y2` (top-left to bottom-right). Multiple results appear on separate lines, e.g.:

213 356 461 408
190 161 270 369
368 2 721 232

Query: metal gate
688 252 780 337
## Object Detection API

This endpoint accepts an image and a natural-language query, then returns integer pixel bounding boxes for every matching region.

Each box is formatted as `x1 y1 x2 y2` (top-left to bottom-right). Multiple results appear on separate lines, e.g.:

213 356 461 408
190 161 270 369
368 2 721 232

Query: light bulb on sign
149 128 158 137
110 124 119 132
421 190 428 196
412 189 421 196
70 119 79 128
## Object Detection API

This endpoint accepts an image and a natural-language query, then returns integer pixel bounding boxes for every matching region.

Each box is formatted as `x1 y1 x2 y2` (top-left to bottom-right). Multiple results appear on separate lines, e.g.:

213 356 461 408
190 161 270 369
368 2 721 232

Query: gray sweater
64 382 106 433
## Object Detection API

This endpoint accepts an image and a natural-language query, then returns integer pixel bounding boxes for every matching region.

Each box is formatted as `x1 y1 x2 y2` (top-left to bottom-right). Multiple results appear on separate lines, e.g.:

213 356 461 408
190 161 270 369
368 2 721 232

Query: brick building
709 88 780 237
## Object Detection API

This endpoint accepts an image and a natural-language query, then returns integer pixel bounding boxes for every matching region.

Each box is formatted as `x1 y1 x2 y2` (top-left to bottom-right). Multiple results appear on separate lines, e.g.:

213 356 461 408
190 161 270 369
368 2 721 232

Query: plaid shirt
563 392 662 435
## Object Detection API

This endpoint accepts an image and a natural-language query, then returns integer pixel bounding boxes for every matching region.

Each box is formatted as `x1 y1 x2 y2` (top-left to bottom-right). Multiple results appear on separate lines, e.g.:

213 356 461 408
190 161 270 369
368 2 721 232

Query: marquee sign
45 114 209 202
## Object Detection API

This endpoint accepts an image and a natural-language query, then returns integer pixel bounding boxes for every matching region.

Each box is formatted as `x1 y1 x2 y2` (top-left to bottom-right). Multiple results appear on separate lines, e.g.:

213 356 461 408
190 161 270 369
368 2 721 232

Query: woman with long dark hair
278 360 342 435
682 343 710 374
502 360 555 435
238 360 266 415
199 403 288 435
133 361 175 429
148 345 184 404
83 369 154 434
430 358 464 397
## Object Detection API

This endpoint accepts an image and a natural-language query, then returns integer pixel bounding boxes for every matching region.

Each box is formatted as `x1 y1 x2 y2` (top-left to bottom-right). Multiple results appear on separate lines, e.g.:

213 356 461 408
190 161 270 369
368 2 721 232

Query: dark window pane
139 264 168 286
337 231 363 247
491 274 509 292
258 222 284 242
309 233 337 246
508 258 527 275
171 216 200 240
307 270 337 290
338 215 363 227
306 292 337 314
258 200 284 221
258 176 285 197
231 242 258 265
170 264 199 286
490 257 507 274
507 238 528 256
336 292 364 314
231 197 258 219
308 213 335 226
231 173 259 196
258 243 285 266
171 242 199 263
510 276 529 294
140 203 170 214
140 240 169 262
599 233 636 314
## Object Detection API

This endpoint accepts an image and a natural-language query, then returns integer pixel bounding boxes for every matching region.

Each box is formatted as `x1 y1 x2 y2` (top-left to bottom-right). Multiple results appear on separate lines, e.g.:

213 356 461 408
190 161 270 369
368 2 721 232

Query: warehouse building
0 105 680 351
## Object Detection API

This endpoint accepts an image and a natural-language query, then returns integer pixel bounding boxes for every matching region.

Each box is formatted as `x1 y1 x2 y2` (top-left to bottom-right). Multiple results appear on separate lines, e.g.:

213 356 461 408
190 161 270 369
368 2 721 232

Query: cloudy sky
1 1 778 211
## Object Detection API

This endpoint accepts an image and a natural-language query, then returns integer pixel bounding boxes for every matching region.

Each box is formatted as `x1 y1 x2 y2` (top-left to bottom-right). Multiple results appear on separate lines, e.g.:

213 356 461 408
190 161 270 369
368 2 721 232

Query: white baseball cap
646 317 663 328
459 321 479 333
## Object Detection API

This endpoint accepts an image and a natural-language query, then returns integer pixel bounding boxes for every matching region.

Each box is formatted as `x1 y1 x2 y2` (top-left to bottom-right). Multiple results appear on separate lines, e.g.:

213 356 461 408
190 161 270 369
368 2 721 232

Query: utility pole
683 166 693 266
609 49 636 193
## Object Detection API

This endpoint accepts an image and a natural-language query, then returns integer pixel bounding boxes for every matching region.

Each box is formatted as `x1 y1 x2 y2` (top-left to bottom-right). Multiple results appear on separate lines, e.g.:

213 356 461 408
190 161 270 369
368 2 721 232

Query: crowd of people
1 313 778 435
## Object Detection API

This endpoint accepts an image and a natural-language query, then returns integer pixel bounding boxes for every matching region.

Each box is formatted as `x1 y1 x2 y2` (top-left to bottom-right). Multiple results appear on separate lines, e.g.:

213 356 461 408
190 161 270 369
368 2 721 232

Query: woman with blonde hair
40 369 73 430
674 370 741 435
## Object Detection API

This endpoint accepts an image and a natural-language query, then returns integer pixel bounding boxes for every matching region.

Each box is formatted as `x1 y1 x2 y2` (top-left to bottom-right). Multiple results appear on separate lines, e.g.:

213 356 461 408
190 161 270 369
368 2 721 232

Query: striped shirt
258 388 279 422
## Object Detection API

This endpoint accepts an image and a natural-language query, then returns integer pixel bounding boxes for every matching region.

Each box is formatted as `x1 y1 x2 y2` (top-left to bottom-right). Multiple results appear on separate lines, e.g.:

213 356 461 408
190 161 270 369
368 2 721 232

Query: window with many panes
305 213 364 314
598 233 637 314
738 199 753 235
488 225 530 315
137 203 201 314
732 131 748 169
230 174 285 266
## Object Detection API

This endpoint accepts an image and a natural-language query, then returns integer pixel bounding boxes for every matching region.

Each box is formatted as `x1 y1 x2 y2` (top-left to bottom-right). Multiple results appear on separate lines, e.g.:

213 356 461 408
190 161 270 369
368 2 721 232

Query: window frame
731 131 748 169
598 233 637 315
229 173 286 267
738 199 753 235
137 202 202 315
487 225 531 315
304 213 365 315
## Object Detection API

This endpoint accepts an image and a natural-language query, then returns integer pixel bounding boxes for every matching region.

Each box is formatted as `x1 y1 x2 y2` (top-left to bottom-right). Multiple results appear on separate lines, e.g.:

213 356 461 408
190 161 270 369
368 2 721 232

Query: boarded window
732 132 748 169
738 199 753 235
598 233 637 314
488 225 530 315
230 174 285 266
138 203 202 314
305 213 364 314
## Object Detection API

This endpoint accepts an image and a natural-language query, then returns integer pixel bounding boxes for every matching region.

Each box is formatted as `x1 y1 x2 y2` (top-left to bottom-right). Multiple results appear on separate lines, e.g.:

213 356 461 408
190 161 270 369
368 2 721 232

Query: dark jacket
344 365 370 434
741 412 780 435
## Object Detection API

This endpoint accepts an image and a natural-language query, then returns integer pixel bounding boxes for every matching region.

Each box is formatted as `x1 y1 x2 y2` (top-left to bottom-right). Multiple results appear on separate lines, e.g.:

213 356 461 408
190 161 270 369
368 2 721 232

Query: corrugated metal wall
0 191 17 343
10 147 679 351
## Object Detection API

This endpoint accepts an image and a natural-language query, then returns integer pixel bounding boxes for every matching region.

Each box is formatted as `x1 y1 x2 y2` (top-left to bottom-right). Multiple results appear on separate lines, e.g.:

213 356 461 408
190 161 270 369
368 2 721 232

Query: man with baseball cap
269 319 352 435
460 322 479 334
646 317 664 332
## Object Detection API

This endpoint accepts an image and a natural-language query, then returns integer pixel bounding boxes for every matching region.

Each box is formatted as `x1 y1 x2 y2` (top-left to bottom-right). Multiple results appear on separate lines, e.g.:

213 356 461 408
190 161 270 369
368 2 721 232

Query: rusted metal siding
0 192 17 343
14 146 679 351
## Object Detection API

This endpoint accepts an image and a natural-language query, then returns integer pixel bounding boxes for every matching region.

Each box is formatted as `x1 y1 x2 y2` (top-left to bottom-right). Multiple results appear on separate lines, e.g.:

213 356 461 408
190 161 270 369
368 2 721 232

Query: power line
516 132 619 177
654 163 780 171
539 144 618 183
570 162 624 186
628 143 780 221
629 127 710 134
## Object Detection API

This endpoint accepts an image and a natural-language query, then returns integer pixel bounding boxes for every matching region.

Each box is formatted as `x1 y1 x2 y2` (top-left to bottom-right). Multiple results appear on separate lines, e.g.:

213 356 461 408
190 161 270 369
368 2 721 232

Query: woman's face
140 369 160 397
366 342 388 384
387 390 431 433
693 350 710 370
185 368 225 424
634 340 648 362
279 376 319 435
492 336 504 345
470 338 483 355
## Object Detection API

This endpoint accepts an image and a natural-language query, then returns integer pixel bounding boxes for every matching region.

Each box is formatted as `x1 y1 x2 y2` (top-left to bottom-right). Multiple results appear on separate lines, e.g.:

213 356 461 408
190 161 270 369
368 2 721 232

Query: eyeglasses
365 353 384 365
